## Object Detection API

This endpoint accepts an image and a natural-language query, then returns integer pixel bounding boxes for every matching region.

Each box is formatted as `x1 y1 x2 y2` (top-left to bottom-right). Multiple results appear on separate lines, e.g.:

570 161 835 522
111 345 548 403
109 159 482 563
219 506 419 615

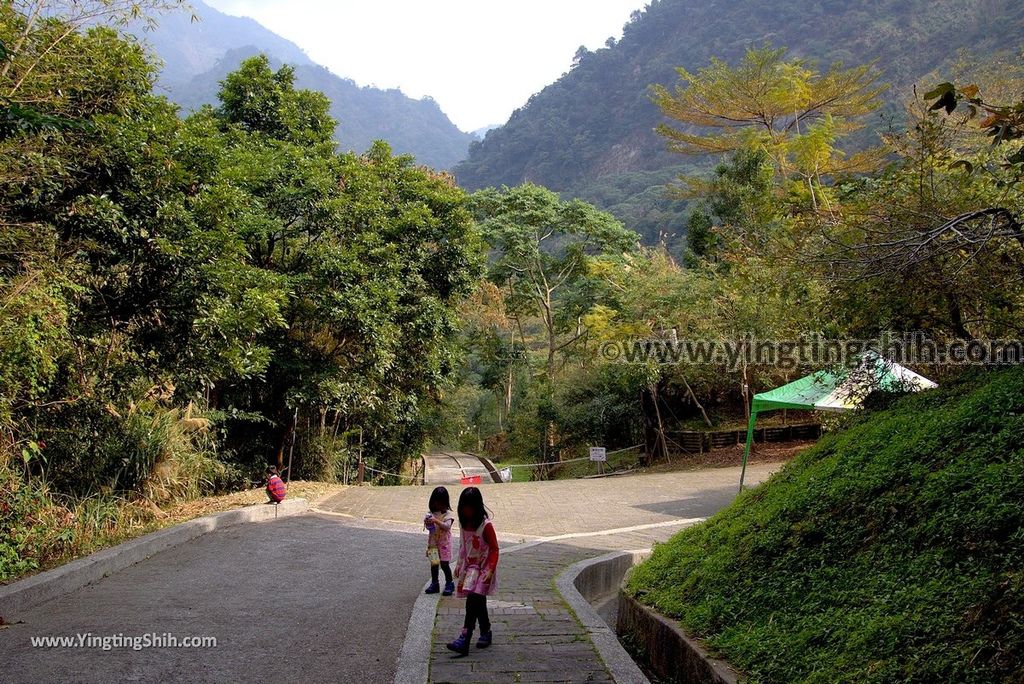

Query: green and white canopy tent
739 352 937 490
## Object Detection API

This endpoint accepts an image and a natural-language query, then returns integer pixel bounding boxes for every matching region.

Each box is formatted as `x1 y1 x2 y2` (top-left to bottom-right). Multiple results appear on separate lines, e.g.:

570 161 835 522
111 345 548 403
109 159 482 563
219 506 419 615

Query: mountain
133 1 474 170
454 0 1024 243
135 1 315 88
472 124 501 140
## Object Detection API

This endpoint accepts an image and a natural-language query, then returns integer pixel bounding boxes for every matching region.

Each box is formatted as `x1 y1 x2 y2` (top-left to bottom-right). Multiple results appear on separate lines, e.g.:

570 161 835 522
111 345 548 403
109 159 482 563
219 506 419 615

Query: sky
204 0 648 133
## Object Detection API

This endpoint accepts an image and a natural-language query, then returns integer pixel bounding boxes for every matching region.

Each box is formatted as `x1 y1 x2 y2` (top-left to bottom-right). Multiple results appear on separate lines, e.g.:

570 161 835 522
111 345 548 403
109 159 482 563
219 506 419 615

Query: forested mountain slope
455 0 1024 241
135 1 475 169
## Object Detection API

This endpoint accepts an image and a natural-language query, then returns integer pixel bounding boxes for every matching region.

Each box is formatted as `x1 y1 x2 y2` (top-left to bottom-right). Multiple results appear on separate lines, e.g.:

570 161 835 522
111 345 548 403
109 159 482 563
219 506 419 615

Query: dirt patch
641 439 816 474
160 480 345 524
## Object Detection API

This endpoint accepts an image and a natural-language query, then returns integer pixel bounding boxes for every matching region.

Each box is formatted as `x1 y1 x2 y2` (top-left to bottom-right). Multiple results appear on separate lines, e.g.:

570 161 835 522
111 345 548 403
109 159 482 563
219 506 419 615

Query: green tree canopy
218 55 335 147
653 46 887 208
471 184 638 381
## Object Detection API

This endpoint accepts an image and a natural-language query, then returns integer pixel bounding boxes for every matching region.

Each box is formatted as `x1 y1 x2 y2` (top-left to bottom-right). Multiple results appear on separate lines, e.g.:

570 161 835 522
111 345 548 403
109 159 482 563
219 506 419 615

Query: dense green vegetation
444 45 1024 477
1 1 479 579
455 0 1024 242
627 368 1024 683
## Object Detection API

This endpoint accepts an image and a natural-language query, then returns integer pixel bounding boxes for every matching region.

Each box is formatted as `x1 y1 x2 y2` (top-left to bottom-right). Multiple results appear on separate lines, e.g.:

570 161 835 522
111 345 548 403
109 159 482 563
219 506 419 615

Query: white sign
589 447 607 462
499 467 512 483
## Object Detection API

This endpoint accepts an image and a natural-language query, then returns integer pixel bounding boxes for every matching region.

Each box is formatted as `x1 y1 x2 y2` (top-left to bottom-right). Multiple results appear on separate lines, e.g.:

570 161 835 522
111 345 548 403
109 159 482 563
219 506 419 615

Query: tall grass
0 459 153 583
1 400 241 584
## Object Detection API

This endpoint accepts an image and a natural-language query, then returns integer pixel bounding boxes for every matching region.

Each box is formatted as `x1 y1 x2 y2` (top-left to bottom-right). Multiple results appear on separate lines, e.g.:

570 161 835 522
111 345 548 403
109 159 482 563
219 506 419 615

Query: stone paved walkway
430 542 616 684
317 462 782 538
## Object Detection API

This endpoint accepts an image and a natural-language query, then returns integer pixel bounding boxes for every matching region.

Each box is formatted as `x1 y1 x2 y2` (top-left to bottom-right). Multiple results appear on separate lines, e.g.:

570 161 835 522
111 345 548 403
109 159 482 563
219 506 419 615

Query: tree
472 184 638 383
217 55 334 147
824 84 1024 341
1 1 185 104
1 0 485 496
682 148 778 264
653 46 887 209
460 281 525 430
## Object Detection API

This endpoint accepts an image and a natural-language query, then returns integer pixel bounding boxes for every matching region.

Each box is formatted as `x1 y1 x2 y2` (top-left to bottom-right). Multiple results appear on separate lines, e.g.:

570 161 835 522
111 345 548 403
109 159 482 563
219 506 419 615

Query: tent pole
739 409 757 493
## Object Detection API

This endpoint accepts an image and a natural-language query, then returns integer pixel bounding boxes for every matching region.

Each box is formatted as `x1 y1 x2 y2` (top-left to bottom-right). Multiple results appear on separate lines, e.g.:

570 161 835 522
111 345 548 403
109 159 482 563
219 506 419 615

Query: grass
552 446 642 479
488 456 536 482
626 368 1024 684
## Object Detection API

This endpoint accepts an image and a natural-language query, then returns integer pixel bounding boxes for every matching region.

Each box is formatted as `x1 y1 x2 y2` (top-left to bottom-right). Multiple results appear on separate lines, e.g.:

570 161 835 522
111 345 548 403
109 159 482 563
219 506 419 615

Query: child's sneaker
424 581 440 594
476 630 493 648
446 629 471 656
442 580 455 596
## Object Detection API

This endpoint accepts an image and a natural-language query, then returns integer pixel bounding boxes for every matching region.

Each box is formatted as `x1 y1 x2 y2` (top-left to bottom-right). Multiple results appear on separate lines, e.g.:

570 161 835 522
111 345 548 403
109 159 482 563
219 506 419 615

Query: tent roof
751 353 938 414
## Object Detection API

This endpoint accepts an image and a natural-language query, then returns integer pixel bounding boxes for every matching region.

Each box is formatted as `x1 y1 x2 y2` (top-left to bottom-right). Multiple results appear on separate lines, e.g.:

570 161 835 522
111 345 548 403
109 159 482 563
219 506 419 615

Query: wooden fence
663 422 821 455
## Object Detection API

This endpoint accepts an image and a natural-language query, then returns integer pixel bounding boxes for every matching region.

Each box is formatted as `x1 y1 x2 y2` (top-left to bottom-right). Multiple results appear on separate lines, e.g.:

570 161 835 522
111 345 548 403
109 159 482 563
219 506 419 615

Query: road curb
394 582 439 684
556 550 651 684
0 498 308 620
617 592 739 684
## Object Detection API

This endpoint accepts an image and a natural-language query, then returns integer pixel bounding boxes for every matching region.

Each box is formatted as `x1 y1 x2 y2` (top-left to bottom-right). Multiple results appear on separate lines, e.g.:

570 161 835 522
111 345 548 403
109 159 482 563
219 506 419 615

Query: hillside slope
170 47 476 169
134 1 474 169
134 0 314 87
627 368 1024 683
455 0 1024 240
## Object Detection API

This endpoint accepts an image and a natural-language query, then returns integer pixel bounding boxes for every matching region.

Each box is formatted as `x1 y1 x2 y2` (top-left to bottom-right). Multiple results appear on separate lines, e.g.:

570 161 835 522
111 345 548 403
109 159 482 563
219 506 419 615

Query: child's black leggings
431 561 452 584
463 592 490 633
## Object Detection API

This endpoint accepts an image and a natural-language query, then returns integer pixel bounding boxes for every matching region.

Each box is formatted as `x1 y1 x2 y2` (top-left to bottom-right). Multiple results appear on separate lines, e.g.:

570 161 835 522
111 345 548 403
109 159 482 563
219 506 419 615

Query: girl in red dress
446 487 499 655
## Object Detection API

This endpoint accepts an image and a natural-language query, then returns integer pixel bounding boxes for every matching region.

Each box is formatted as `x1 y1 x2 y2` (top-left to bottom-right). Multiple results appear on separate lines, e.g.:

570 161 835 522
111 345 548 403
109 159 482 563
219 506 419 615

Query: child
447 487 499 655
265 466 286 503
424 486 456 596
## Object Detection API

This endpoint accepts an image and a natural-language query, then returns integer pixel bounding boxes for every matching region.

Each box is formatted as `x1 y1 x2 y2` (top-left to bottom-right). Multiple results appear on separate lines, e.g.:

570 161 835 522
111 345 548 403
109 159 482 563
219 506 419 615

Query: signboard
589 447 607 462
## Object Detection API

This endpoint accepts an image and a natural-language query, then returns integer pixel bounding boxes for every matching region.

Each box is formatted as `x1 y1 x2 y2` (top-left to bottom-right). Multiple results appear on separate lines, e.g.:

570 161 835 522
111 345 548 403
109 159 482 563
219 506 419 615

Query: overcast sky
204 0 648 132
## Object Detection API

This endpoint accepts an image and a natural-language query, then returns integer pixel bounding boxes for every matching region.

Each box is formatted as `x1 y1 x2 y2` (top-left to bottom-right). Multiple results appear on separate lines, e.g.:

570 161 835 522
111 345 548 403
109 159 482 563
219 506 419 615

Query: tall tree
653 46 887 209
472 184 638 383
825 82 1024 340
217 55 334 147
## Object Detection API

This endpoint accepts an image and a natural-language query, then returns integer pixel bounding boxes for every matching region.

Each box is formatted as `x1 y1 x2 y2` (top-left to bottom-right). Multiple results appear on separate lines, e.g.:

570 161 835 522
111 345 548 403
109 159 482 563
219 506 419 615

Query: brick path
430 542 615 684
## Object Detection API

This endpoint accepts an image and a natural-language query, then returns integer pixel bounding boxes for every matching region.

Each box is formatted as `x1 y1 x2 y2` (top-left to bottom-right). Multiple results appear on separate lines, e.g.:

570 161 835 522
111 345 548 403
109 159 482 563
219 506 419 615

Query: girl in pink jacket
446 486 499 655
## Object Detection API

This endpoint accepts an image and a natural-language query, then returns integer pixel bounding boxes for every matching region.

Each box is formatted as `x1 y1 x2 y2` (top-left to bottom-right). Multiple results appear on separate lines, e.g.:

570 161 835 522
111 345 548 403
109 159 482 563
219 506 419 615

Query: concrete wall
564 550 742 684
617 592 739 684
572 551 643 600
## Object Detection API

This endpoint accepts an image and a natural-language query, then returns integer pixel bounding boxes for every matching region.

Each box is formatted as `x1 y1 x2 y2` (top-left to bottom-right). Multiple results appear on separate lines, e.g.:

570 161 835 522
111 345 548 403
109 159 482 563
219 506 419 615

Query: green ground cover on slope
627 368 1024 683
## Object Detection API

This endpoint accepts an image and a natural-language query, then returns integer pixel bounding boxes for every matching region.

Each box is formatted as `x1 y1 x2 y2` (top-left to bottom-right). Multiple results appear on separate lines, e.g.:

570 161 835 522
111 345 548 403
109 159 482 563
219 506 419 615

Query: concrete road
423 451 496 485
1 462 783 683
0 515 425 684
319 461 783 539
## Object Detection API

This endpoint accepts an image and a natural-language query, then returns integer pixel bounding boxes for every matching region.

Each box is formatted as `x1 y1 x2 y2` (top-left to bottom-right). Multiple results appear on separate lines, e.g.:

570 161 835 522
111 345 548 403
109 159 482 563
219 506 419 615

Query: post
285 406 298 484
739 409 757 493
357 426 364 485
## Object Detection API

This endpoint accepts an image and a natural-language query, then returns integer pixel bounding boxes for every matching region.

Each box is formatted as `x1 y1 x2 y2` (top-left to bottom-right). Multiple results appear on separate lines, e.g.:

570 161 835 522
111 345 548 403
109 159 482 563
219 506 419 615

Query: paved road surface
423 451 496 485
319 461 781 539
1 516 425 684
2 462 783 683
